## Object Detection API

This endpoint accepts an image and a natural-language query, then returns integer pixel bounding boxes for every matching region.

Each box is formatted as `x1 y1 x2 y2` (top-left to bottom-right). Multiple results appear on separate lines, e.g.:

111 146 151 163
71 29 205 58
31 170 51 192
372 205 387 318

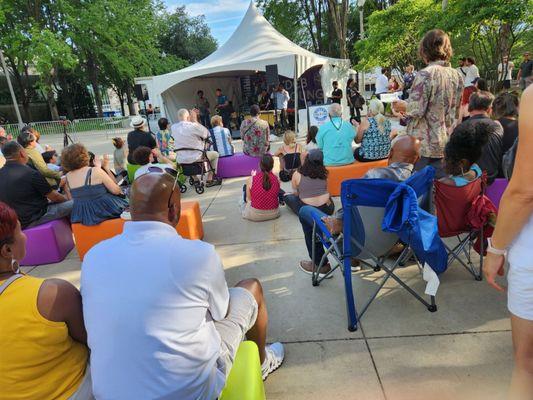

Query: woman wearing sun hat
127 115 156 164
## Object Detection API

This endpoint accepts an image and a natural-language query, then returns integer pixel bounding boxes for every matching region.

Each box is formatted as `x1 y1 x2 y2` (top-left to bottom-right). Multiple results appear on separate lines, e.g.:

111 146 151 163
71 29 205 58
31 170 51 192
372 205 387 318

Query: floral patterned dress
239 117 270 157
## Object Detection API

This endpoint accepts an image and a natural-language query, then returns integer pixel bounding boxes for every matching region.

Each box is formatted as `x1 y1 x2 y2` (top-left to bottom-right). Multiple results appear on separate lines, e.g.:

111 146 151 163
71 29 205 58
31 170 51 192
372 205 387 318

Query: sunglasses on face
139 166 179 208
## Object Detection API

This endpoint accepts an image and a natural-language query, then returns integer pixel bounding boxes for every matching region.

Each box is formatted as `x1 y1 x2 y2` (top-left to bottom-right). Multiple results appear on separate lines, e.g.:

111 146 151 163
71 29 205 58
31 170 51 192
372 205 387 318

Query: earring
11 259 20 274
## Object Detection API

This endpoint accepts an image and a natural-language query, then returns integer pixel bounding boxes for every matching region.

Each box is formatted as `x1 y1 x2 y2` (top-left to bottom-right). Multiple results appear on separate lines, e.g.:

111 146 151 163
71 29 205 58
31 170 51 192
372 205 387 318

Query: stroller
175 139 217 195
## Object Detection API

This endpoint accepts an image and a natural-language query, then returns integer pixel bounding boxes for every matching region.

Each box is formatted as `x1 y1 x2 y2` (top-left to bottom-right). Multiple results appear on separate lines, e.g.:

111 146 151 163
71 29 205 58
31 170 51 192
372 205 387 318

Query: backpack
502 137 518 180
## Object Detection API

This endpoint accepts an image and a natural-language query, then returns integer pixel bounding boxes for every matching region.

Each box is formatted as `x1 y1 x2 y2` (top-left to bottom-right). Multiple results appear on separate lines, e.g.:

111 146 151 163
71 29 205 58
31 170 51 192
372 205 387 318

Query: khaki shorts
215 287 259 377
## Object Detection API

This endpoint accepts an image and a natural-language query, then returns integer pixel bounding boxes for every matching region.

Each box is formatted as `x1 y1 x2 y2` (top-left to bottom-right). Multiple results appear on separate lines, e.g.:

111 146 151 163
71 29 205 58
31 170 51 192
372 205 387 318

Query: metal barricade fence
3 116 132 140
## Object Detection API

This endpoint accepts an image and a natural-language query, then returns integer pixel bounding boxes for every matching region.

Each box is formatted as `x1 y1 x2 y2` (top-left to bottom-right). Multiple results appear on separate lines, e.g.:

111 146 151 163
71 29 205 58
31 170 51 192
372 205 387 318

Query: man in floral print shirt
240 105 270 157
393 29 464 178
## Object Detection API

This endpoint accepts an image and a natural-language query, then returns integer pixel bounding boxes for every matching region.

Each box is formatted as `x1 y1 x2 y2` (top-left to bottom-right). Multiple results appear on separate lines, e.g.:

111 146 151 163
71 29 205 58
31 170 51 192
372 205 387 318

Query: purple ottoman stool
217 153 261 178
21 219 74 266
486 178 508 210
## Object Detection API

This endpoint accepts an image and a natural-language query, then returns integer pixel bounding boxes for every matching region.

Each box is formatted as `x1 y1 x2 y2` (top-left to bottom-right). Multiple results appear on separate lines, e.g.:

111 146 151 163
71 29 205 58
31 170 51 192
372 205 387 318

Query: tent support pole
294 55 298 136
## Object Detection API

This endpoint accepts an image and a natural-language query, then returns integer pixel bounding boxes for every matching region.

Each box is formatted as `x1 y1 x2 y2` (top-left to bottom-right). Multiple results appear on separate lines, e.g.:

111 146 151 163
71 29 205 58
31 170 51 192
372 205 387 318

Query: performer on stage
329 81 343 104
215 89 231 130
258 89 271 111
196 90 210 128
272 84 290 128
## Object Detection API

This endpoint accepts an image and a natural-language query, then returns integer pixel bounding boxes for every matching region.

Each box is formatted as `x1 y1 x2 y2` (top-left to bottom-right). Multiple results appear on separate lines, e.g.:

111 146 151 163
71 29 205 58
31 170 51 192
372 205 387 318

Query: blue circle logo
313 106 328 123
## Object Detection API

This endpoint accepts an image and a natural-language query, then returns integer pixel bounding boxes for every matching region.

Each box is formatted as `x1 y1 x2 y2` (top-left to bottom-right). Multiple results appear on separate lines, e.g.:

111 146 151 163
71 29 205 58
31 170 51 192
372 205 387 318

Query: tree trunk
58 73 75 120
442 0 448 10
114 86 126 117
327 0 349 59
86 53 103 117
125 86 135 115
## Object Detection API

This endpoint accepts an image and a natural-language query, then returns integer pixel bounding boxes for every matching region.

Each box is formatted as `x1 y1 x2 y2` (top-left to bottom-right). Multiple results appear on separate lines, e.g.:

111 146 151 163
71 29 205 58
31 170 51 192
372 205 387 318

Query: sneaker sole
262 356 284 381
298 264 333 279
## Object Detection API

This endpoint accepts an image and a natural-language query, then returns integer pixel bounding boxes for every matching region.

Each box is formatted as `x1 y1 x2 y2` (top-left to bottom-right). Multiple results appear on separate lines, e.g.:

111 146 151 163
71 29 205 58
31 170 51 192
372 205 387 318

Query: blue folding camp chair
310 167 447 331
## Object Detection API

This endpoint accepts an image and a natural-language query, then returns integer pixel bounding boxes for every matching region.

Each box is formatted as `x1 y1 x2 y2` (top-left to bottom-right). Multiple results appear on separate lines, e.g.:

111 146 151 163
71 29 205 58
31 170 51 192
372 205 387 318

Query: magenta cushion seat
217 152 262 178
20 218 74 266
486 178 508 210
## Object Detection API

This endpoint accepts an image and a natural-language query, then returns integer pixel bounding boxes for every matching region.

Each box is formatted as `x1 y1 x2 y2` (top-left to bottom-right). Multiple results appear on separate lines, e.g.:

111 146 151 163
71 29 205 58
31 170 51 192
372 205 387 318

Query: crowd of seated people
61 143 128 226
17 130 62 187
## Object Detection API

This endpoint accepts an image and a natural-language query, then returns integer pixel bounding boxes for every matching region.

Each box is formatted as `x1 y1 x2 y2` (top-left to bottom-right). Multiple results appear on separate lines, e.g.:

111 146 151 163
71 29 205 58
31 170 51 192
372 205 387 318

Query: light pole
0 48 24 128
357 0 366 96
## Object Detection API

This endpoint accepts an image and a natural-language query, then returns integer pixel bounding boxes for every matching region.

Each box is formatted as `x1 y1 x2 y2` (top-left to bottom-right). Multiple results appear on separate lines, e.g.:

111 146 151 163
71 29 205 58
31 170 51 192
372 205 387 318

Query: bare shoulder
38 279 81 322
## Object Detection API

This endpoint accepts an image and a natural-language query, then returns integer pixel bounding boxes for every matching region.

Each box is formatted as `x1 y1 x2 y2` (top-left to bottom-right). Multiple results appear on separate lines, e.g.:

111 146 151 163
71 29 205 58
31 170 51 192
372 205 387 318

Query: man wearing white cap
127 115 156 164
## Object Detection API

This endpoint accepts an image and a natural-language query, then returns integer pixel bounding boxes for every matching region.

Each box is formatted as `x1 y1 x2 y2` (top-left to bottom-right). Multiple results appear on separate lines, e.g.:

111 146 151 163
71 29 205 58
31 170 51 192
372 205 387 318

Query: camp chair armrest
311 212 334 241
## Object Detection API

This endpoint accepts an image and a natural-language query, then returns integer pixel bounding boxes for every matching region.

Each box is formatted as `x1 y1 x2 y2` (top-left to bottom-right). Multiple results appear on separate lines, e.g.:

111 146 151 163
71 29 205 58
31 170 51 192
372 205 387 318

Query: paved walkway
29 131 513 399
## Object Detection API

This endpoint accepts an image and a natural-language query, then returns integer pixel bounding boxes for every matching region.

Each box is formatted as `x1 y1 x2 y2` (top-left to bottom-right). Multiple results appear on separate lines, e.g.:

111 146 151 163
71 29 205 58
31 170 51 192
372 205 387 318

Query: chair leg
343 255 358 332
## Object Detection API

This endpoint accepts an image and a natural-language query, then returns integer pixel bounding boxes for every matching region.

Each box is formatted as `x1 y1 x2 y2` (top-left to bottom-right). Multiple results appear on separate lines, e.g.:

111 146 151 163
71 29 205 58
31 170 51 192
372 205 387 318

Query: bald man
81 173 284 400
316 103 357 166
299 135 421 277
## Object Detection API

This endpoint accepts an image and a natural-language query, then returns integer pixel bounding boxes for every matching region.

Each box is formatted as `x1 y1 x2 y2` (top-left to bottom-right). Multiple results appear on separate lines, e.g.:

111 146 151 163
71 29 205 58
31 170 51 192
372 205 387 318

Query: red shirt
250 172 280 210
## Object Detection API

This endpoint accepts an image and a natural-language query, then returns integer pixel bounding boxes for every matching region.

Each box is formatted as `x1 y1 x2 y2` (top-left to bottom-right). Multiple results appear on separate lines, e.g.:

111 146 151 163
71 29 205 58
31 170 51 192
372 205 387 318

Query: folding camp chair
310 167 440 331
434 177 485 281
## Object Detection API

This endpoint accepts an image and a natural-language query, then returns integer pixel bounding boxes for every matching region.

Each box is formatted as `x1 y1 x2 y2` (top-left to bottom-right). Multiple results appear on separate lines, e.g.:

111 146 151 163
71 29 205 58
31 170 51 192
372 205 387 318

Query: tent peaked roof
151 1 348 95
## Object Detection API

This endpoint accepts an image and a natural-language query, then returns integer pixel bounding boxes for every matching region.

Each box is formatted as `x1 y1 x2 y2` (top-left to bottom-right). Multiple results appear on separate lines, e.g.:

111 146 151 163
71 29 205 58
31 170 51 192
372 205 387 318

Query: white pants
205 151 219 174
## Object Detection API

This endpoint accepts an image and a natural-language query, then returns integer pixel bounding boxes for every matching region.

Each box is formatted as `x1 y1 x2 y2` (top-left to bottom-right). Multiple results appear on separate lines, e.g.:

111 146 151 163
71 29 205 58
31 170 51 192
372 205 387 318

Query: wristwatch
487 237 506 256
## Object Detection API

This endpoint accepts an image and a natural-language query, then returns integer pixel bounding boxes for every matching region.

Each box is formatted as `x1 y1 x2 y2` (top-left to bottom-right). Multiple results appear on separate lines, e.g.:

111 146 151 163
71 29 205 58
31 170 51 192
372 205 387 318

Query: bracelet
487 237 506 256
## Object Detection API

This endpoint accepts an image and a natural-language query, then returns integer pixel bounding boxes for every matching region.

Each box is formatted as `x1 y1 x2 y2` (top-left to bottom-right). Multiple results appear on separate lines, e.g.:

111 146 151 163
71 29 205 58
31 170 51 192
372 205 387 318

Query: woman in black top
493 92 519 153
346 78 363 123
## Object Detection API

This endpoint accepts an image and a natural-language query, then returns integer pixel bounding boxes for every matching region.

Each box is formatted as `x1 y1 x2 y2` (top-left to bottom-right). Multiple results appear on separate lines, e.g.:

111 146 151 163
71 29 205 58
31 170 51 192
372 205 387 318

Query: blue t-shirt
217 95 228 106
316 117 355 166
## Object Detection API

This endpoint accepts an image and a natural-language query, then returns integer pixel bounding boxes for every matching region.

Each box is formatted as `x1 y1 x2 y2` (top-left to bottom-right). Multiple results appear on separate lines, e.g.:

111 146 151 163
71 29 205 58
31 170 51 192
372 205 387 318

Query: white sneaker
261 342 285 380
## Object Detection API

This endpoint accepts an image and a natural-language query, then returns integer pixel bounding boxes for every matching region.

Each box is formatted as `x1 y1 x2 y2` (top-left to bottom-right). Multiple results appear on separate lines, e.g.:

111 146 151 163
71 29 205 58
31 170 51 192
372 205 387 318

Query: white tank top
508 214 533 268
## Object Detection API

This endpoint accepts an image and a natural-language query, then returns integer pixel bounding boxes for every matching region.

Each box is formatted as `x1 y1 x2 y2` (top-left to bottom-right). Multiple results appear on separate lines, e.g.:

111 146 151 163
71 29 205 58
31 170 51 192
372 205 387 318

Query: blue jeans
27 200 74 228
298 205 329 264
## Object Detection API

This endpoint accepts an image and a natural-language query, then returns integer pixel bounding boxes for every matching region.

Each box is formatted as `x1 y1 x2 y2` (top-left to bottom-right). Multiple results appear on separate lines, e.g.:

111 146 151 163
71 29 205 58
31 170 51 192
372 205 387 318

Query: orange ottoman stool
327 159 388 196
72 218 125 260
177 201 204 240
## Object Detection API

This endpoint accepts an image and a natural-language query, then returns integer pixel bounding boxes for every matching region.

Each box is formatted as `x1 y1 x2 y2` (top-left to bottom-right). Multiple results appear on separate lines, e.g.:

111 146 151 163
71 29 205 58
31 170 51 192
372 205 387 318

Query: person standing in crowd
272 83 290 128
209 115 234 158
517 51 533 90
484 84 533 400
240 105 270 157
498 55 515 90
81 172 284 399
0 203 92 400
389 76 402 93
17 130 62 187
375 68 390 99
171 108 221 187
127 116 156 164
155 117 173 157
457 58 468 79
462 57 480 106
402 65 416 99
329 81 343 104
196 90 211 128
493 91 519 154
354 99 394 162
258 89 271 111
112 137 127 175
316 103 355 166
346 78 363 122
215 88 231 130
461 91 504 185
0 142 72 228
392 29 464 178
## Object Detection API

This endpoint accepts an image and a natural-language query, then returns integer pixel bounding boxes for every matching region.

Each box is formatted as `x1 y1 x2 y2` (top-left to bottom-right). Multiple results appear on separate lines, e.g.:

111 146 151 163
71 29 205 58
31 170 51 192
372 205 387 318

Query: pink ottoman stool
486 178 508 210
21 219 74 266
217 153 261 178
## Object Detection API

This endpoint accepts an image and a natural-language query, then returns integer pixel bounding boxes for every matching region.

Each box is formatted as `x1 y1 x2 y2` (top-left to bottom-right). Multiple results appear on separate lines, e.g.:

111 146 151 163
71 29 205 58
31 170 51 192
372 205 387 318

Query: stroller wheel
189 176 195 186
195 184 205 194
179 183 187 193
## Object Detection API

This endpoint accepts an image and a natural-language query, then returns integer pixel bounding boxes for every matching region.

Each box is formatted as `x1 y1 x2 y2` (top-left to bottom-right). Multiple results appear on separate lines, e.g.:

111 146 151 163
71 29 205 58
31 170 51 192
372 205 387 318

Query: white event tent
135 1 350 132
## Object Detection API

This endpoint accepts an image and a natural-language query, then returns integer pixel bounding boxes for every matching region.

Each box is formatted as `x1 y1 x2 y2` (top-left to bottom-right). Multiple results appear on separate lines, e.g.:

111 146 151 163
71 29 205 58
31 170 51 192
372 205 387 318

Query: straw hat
130 115 147 129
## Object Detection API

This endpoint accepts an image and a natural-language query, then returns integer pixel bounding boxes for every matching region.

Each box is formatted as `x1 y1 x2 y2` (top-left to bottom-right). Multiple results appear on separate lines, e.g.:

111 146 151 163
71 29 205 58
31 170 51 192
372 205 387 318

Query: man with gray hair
316 103 356 166
171 108 221 186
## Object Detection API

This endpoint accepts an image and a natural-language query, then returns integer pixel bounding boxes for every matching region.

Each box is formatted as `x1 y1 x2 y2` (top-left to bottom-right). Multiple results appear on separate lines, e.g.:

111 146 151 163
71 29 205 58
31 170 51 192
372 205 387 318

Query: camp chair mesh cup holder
174 143 218 195
309 169 439 332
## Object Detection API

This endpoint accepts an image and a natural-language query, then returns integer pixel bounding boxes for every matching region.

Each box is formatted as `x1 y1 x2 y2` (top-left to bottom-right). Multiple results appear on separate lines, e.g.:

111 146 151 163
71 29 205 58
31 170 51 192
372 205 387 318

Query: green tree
158 7 217 65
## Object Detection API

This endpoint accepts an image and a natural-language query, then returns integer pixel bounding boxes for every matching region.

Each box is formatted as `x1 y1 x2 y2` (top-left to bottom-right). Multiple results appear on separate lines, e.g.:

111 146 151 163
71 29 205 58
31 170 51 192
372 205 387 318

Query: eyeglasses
139 166 179 208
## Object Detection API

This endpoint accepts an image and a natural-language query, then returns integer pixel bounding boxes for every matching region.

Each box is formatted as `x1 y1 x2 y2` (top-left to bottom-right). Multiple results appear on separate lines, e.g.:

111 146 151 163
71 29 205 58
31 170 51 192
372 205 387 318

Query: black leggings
284 193 335 216
353 147 388 163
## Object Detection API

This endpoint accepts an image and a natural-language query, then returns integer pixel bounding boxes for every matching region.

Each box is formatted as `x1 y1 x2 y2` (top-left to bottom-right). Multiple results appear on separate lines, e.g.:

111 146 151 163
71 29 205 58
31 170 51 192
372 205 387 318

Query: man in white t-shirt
171 108 221 187
375 68 390 99
464 57 480 87
498 55 514 89
81 173 284 400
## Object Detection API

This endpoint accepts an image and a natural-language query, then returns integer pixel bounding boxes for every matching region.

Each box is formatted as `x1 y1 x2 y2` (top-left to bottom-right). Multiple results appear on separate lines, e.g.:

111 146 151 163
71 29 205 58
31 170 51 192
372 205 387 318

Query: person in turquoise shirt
316 103 356 166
